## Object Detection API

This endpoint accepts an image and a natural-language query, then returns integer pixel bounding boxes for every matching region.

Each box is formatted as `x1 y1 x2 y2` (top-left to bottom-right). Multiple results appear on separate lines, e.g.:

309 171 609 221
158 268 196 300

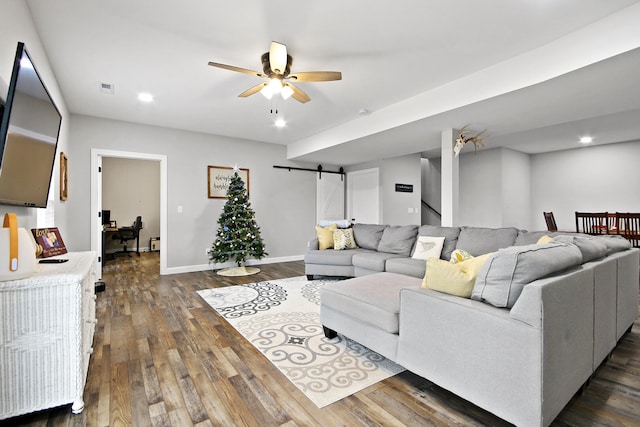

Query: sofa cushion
378 225 418 256
352 251 405 272
471 242 583 308
305 248 370 266
333 228 358 250
320 272 421 334
315 224 338 250
318 219 351 228
514 230 581 246
456 226 519 256
352 223 388 250
598 235 632 255
385 257 426 278
553 235 608 262
417 225 461 260
422 253 493 298
411 236 445 260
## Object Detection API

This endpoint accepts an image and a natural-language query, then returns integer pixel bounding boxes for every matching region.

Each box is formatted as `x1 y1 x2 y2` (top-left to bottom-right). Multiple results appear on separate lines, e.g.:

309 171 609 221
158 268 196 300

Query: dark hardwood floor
2 252 639 426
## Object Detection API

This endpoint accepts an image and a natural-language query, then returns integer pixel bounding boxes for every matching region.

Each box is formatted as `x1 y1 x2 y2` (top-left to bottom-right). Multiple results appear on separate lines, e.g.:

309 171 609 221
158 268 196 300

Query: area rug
197 276 405 408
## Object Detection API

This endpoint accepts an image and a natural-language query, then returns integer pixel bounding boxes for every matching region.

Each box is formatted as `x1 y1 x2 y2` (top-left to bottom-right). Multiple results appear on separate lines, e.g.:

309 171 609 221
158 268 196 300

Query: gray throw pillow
597 235 632 255
377 225 419 256
553 235 608 262
416 225 461 260
471 242 583 308
352 223 388 250
456 226 519 256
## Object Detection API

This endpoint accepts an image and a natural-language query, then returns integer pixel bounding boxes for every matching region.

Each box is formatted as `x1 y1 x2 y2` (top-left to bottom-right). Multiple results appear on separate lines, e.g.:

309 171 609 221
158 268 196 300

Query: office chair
112 216 142 256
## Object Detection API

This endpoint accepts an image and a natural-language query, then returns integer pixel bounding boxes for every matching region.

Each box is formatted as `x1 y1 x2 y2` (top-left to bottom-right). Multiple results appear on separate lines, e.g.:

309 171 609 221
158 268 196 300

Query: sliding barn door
316 173 345 223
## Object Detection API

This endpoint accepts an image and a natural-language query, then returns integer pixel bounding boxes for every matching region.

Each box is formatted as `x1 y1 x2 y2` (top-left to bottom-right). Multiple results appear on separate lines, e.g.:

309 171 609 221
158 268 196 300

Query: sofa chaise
306 223 639 426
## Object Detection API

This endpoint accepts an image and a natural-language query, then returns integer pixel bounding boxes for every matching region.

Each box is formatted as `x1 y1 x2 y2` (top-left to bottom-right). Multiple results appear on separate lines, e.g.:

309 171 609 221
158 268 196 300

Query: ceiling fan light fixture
274 118 286 128
260 85 274 99
281 84 294 100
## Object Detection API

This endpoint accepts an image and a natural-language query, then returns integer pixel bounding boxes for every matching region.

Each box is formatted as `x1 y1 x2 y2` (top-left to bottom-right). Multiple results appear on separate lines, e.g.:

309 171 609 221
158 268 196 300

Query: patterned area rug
197 276 405 408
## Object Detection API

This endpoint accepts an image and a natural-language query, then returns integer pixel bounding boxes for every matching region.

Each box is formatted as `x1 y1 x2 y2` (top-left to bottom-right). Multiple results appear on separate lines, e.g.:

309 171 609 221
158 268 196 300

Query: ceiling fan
208 41 342 104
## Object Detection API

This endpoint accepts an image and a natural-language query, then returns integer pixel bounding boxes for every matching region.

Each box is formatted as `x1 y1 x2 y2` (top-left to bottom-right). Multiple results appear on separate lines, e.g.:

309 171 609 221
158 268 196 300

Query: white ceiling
25 0 640 165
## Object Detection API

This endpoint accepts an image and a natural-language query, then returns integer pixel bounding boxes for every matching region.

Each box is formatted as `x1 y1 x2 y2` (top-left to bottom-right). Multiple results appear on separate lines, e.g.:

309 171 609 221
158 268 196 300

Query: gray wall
347 153 422 226
0 1 70 235
66 115 319 270
457 147 531 229
530 140 640 232
431 141 638 232
102 157 160 252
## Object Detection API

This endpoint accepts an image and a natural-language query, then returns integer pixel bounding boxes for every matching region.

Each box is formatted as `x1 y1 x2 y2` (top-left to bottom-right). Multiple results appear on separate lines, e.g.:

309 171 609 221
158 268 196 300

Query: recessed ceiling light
579 136 593 144
274 118 286 128
138 93 154 102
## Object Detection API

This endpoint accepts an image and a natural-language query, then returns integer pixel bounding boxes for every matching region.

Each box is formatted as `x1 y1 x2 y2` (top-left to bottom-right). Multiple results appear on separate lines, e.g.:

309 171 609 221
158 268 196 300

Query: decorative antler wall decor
453 124 486 157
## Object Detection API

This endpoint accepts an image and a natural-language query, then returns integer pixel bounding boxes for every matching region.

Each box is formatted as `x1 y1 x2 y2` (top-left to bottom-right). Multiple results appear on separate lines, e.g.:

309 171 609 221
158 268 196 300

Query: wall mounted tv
0 42 62 208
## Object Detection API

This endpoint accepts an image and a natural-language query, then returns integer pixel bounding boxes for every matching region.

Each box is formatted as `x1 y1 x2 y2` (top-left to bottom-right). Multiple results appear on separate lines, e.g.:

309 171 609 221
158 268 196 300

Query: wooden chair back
543 212 557 232
615 212 640 247
575 212 609 235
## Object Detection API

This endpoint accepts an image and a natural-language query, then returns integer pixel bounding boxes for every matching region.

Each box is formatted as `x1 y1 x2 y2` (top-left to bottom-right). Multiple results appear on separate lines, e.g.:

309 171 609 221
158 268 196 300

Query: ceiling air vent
100 82 114 94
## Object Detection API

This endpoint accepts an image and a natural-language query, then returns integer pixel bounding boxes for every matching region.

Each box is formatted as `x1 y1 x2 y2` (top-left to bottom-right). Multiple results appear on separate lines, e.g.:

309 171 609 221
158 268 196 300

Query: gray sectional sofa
306 223 640 427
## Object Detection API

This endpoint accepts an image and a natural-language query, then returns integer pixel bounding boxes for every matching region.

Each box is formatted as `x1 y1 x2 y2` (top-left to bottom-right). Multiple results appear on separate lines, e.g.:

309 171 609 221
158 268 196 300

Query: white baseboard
163 254 305 275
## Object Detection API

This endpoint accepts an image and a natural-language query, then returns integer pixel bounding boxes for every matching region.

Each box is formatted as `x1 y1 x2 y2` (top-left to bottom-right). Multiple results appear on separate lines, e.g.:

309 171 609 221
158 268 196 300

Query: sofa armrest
308 238 319 250
397 267 595 427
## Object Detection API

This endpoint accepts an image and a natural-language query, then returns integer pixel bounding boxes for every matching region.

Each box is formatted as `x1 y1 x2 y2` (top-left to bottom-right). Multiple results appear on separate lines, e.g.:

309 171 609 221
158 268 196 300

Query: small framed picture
208 165 250 199
60 152 68 201
31 227 68 258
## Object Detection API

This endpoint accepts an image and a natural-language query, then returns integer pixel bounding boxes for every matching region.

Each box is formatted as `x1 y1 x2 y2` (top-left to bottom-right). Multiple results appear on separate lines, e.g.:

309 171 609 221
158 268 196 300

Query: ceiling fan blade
288 71 342 82
208 61 265 78
285 82 311 103
238 83 267 98
269 41 288 75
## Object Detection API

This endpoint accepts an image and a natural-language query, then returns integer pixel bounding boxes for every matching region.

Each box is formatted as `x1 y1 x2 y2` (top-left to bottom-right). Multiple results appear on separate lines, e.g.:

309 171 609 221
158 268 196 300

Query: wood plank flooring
2 252 639 426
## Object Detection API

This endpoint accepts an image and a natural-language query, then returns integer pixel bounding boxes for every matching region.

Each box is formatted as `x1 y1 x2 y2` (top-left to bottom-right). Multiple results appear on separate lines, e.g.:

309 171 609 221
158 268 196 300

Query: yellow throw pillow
537 235 554 244
422 252 494 298
333 228 358 250
315 224 338 250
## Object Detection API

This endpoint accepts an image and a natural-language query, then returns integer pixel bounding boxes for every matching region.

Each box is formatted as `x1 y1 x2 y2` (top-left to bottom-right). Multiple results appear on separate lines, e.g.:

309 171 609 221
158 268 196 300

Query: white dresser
0 252 97 419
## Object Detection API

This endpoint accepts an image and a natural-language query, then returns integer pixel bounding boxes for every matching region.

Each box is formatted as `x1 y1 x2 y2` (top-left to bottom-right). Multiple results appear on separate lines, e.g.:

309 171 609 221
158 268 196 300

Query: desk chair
112 216 142 256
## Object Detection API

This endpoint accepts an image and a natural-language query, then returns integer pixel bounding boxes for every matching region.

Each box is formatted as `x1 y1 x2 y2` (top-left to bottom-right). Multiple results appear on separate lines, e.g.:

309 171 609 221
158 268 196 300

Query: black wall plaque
395 183 413 193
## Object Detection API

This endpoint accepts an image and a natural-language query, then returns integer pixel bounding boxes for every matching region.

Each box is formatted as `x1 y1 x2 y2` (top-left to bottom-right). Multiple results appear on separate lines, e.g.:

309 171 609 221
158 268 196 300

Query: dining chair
615 212 640 248
575 212 609 235
543 212 557 232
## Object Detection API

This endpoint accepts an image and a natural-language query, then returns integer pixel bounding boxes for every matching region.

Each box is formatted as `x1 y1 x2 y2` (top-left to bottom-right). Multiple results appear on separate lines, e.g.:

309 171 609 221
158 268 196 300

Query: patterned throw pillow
315 224 338 250
450 248 474 264
412 236 445 260
333 228 358 250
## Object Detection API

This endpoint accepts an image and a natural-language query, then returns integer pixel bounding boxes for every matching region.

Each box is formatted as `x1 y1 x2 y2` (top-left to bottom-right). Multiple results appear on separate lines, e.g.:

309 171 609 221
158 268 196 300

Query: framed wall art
60 152 68 201
208 165 250 199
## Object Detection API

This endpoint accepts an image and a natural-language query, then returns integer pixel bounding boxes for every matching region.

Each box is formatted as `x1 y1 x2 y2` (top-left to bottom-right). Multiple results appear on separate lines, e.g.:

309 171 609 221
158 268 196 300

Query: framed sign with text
207 165 250 199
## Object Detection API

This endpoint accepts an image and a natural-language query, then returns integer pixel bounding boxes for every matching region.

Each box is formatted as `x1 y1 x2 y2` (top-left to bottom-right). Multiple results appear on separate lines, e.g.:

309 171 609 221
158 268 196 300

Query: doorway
91 149 168 276
347 168 380 224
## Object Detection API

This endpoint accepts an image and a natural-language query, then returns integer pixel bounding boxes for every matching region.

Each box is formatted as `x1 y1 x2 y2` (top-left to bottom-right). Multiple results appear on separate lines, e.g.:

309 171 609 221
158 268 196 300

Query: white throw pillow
411 236 445 260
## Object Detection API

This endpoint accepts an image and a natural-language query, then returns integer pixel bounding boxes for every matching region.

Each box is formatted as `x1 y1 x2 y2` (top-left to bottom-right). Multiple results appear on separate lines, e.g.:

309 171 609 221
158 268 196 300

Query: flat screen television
0 42 62 208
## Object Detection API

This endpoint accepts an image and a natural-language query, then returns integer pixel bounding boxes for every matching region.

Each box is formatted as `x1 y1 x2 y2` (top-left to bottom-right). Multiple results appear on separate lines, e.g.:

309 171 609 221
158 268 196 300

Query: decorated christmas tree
209 170 267 274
